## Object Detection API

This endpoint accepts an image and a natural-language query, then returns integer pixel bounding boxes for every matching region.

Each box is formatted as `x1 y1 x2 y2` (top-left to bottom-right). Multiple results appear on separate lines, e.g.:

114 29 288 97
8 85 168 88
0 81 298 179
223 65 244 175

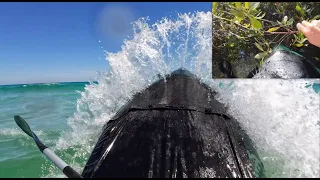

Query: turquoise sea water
0 82 89 178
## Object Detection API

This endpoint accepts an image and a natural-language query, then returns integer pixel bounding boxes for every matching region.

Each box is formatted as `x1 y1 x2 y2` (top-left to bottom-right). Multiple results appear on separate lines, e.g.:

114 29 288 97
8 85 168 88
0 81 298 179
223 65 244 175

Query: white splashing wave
206 79 320 178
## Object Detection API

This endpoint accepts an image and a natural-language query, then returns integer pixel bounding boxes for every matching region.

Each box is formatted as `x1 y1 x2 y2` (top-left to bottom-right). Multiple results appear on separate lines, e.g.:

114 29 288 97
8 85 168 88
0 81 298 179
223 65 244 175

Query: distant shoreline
0 81 98 87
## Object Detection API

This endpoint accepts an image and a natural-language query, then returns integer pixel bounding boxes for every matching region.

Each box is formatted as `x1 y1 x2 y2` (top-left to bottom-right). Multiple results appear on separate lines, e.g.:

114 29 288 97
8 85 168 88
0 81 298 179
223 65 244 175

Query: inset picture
212 2 320 78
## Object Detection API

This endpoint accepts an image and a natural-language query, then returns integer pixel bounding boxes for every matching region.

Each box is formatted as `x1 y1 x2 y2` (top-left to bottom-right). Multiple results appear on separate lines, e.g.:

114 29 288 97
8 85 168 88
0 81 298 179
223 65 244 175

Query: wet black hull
218 47 320 78
81 69 265 178
253 50 320 78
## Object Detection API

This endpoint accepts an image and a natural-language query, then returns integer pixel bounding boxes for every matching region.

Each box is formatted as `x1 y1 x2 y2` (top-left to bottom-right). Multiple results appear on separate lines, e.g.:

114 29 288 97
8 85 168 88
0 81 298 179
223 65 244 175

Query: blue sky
0 2 211 85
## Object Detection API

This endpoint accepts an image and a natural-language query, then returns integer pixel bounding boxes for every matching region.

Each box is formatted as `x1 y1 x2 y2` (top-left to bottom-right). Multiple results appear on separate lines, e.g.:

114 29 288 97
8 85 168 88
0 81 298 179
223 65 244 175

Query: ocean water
0 11 319 178
0 82 88 177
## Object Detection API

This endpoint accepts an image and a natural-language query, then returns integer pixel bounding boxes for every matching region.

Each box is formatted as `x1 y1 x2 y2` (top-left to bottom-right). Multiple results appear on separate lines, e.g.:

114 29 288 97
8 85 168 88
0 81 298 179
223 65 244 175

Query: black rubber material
81 69 265 178
32 133 47 153
218 48 320 78
63 166 82 178
253 50 320 78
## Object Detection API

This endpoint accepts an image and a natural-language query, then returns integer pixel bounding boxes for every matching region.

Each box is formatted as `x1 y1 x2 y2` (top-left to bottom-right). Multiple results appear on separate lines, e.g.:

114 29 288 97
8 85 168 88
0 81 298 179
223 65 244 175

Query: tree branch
264 31 298 34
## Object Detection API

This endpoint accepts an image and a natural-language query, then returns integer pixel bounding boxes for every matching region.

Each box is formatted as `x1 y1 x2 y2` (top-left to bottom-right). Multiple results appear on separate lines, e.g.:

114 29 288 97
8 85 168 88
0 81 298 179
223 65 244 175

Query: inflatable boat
81 69 265 178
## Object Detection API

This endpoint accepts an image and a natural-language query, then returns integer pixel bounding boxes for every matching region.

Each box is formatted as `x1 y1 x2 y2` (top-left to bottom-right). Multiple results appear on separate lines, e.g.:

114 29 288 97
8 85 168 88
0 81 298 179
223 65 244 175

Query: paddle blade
14 115 33 138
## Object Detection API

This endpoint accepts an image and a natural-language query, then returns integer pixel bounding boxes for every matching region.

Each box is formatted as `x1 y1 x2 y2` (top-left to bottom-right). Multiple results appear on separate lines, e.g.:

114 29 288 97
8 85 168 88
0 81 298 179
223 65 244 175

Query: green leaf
256 12 266 19
312 15 320 20
244 23 250 28
235 2 242 9
298 38 307 44
250 2 260 11
302 38 307 42
234 16 244 24
287 18 294 26
260 60 264 68
244 2 250 9
230 43 235 47
254 52 268 60
295 5 302 12
249 16 262 29
267 27 280 32
212 2 218 14
295 43 304 47
296 5 305 16
255 42 264 51
231 9 245 19
298 31 305 39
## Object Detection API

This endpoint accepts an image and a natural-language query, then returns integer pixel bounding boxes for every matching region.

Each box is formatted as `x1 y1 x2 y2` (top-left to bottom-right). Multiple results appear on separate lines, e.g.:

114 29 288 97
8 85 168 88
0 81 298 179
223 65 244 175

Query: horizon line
0 80 99 86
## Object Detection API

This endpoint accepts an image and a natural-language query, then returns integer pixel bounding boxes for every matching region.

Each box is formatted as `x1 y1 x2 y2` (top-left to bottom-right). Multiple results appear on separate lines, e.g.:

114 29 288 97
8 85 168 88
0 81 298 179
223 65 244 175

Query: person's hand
296 20 320 48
